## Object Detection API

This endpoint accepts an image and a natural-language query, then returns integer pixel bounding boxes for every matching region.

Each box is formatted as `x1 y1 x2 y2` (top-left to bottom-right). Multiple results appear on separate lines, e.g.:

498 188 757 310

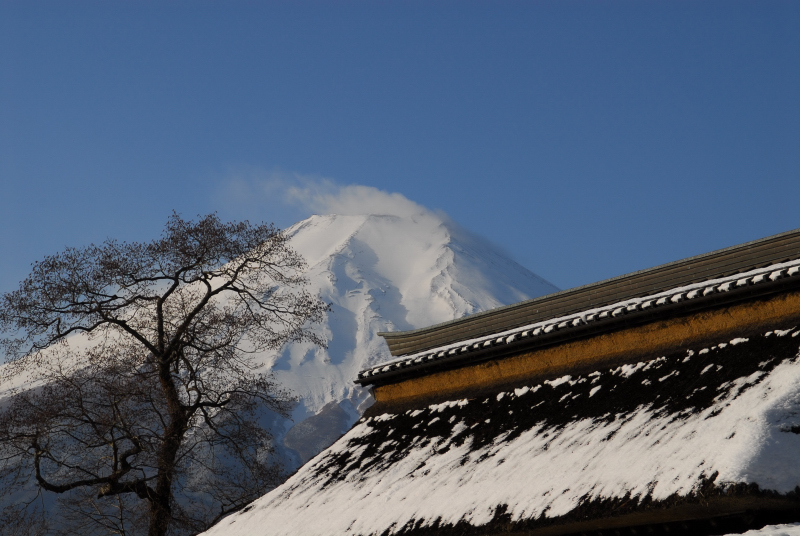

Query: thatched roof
361 229 800 388
205 328 800 536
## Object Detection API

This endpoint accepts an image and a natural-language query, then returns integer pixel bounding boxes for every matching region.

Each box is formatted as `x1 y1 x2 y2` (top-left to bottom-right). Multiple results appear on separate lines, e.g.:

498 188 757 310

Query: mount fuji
255 211 558 468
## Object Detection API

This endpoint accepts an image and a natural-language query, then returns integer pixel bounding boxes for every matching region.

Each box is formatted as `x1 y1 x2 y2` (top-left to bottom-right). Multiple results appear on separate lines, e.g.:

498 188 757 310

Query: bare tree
0 213 328 536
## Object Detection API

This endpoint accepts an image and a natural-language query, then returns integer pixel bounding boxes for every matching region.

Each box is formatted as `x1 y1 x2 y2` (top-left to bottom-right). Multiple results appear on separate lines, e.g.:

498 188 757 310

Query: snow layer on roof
204 328 800 536
740 524 800 536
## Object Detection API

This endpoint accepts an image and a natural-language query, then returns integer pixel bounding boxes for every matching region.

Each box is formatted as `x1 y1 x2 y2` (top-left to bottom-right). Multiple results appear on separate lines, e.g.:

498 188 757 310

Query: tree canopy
0 213 328 536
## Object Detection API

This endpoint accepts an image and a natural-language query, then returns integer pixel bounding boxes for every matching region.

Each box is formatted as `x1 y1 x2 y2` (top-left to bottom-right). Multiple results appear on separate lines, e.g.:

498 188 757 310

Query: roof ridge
377 227 800 357
358 257 800 384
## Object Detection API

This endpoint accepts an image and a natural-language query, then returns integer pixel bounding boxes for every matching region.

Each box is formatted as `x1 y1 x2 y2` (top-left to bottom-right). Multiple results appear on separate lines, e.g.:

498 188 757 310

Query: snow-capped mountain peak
259 212 557 466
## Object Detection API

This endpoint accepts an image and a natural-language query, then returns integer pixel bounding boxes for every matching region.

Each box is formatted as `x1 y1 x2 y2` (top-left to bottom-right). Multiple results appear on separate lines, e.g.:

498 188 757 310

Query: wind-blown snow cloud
285 179 431 220
217 168 519 263
219 169 439 224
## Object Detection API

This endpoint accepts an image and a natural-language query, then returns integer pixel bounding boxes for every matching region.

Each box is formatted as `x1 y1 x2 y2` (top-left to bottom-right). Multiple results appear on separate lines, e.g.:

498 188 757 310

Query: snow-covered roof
204 327 800 536
359 256 800 385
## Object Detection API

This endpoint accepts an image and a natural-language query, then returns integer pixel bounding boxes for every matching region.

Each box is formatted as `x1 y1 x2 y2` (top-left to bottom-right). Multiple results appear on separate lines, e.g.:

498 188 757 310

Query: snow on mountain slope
254 212 557 465
0 208 557 472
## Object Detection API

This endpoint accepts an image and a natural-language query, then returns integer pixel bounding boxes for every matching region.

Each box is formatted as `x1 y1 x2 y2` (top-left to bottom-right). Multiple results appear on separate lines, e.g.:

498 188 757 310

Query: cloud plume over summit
286 180 432 221
220 170 441 227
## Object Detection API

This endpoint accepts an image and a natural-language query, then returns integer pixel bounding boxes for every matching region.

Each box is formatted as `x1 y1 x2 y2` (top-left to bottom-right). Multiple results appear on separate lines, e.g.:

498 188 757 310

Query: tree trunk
148 365 190 536
148 492 172 536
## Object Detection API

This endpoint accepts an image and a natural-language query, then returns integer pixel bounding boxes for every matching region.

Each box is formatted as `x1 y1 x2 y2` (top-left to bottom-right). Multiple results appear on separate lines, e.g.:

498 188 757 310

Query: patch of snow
733 524 800 536
659 371 679 382
545 375 572 388
429 400 468 413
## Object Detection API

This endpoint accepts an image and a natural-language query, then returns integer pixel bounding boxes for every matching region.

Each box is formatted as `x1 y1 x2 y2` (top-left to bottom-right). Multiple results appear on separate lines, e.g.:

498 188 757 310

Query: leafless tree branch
0 213 328 536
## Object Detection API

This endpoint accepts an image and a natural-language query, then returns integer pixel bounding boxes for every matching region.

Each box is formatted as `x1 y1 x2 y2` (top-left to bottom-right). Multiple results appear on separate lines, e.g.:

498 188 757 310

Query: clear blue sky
1 1 799 294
